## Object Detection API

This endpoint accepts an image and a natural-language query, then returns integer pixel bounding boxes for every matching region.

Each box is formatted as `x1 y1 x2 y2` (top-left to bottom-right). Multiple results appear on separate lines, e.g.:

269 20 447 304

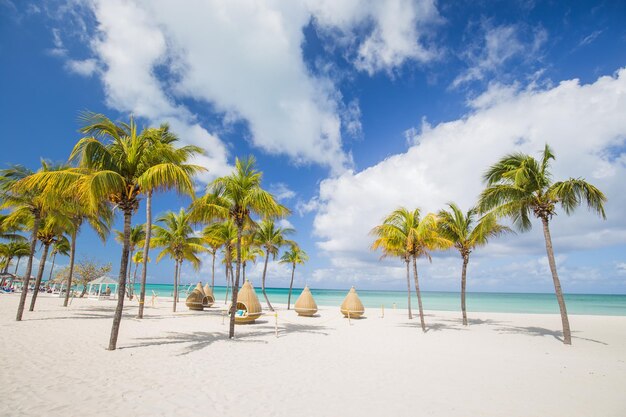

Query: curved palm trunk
224 263 230 304
541 217 571 345
132 261 139 299
211 251 216 291
63 230 77 307
412 256 426 332
126 249 135 300
228 225 243 339
29 243 50 311
461 254 469 326
48 252 57 282
138 191 152 319
405 259 413 319
16 210 41 321
14 256 21 275
287 264 295 310
242 261 246 281
173 260 180 312
261 252 273 311
108 210 132 351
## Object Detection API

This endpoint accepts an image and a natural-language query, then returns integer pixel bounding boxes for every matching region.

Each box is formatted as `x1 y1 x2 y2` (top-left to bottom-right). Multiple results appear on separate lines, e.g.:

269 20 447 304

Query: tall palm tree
29 211 72 311
255 219 294 311
0 240 29 275
437 203 511 325
131 250 148 296
10 241 31 277
0 162 59 321
151 208 205 312
279 245 308 310
115 224 145 299
478 144 606 345
239 241 263 282
202 226 223 292
48 235 70 282
203 221 237 303
190 156 288 338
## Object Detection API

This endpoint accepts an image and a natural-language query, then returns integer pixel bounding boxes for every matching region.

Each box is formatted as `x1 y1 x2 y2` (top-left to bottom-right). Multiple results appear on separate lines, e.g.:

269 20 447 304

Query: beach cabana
203 283 215 308
294 285 318 316
87 276 118 300
340 286 365 318
231 280 262 324
185 283 208 311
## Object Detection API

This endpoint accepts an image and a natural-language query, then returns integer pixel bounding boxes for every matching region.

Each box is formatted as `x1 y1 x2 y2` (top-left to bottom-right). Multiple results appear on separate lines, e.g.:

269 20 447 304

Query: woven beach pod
203 283 215 307
294 286 318 316
185 282 208 311
340 286 365 318
231 280 262 324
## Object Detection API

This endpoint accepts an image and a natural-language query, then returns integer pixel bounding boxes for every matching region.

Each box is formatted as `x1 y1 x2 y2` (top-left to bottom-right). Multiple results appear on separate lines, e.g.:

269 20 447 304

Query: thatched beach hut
203 283 215 308
294 285 318 316
186 282 207 311
231 280 262 324
340 286 365 318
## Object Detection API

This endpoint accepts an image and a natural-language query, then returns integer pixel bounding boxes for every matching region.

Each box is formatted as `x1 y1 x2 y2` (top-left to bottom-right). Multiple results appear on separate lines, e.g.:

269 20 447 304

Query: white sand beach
1 293 625 417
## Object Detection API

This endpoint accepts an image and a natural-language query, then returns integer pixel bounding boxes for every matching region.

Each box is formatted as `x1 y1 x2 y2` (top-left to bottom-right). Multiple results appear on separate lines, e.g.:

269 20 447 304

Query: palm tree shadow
495 325 608 345
396 322 467 332
242 321 330 338
119 331 266 355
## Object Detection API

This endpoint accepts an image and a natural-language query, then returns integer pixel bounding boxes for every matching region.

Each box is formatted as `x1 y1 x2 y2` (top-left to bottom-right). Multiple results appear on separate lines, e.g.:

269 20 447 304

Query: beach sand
1 293 625 417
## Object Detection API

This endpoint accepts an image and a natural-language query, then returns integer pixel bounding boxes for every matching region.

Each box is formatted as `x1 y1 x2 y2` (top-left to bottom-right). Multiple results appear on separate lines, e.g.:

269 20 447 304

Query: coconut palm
0 162 62 321
437 203 511 325
151 208 206 312
202 226 223 292
130 250 149 298
255 219 294 311
240 240 263 282
279 245 308 310
29 211 72 311
189 156 288 338
115 224 145 299
10 241 30 277
0 214 26 242
478 144 606 345
47 235 70 283
203 221 237 303
372 208 450 331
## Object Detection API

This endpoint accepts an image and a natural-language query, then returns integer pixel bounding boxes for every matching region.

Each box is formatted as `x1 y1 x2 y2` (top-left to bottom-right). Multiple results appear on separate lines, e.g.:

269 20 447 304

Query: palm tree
48 235 70 282
203 221 237 303
239 240 263 282
478 144 606 345
29 211 72 311
115 224 145 299
255 219 294 311
0 162 59 321
10 241 30 277
371 208 450 331
279 245 308 310
202 226 223 292
131 250 148 298
151 208 205 312
190 156 288 338
437 203 511 325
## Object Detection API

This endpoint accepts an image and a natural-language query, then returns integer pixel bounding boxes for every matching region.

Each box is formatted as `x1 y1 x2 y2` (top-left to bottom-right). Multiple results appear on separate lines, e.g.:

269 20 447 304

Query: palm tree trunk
461 254 469 326
412 256 426 332
138 191 152 319
228 225 243 339
63 229 77 307
16 210 41 321
287 264 295 310
173 260 179 312
211 251 215 291
261 252 273 311
132 260 139 299
405 259 413 319
29 243 50 311
243 261 246 281
14 256 21 275
48 252 57 282
126 249 135 300
108 210 132 351
541 216 571 345
224 262 230 304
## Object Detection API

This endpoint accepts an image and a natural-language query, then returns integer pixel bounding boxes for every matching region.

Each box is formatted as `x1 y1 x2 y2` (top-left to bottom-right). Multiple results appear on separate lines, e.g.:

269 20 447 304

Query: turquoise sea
128 283 626 316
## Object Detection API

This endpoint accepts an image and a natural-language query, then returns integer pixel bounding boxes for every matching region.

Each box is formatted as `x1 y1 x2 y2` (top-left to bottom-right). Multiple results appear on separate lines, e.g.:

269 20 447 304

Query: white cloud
453 23 547 88
277 219 295 230
295 196 320 217
269 183 296 201
312 68 626 288
579 30 603 47
65 58 97 76
47 28 67 57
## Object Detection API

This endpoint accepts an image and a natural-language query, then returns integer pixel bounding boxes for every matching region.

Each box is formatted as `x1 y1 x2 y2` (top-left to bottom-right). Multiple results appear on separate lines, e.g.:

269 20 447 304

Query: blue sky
1 0 625 294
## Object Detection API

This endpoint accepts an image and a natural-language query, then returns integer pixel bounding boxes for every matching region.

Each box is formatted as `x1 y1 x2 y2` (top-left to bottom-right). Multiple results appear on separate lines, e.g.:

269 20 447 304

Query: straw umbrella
340 287 365 318
203 283 215 307
185 282 207 311
294 285 317 316
231 280 262 324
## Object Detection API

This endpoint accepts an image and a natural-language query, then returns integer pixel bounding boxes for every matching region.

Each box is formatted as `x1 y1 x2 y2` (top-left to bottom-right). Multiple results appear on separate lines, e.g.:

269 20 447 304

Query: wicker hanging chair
203 283 215 308
340 286 365 318
230 280 262 324
185 282 208 311
294 285 318 316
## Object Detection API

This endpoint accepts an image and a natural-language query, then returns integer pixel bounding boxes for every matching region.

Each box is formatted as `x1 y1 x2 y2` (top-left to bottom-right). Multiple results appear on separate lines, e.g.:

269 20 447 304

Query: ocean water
126 283 626 316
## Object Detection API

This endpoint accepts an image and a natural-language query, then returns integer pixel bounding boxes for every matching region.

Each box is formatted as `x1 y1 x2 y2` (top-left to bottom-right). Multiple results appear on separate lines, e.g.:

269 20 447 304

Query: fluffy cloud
312 69 626 288
57 0 442 177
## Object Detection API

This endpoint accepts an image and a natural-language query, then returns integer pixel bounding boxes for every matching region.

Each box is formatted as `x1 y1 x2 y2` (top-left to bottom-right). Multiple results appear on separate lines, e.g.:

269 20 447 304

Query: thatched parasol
340 286 365 318
294 285 318 316
203 283 215 308
185 282 208 311
231 280 262 324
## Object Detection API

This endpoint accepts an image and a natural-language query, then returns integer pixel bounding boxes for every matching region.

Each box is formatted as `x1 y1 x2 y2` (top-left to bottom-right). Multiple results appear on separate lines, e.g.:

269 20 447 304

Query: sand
1 292 625 417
